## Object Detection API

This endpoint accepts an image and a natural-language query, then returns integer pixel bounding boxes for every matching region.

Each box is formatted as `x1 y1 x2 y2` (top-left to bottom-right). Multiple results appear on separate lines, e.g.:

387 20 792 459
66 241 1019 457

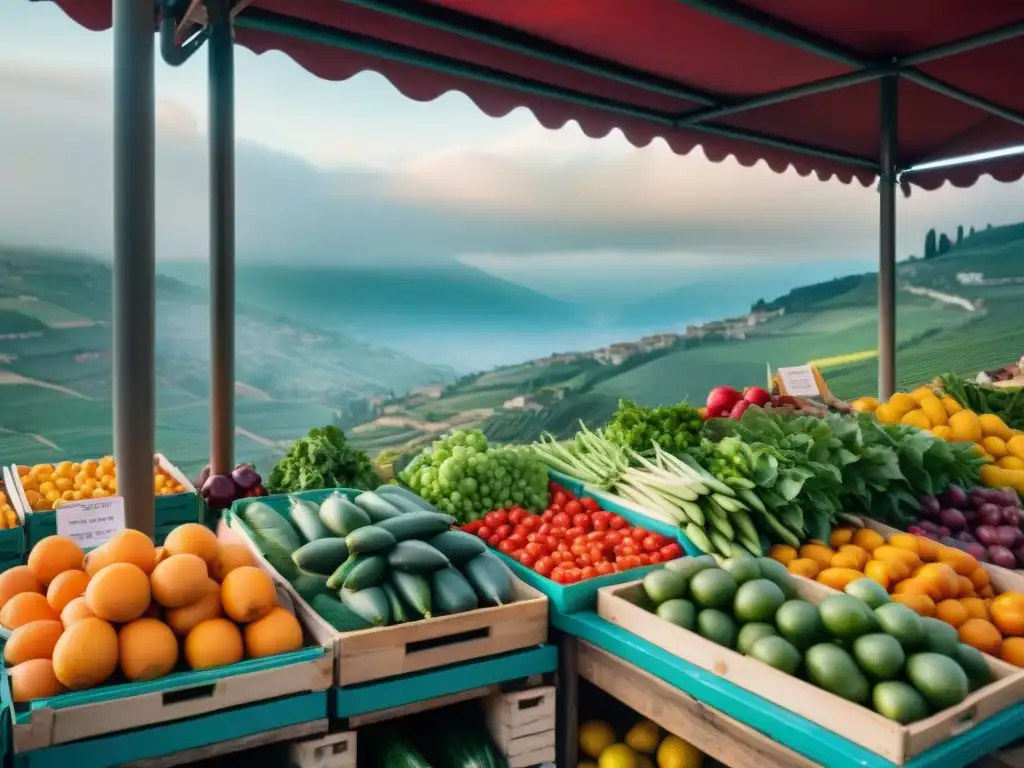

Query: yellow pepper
980 464 1024 494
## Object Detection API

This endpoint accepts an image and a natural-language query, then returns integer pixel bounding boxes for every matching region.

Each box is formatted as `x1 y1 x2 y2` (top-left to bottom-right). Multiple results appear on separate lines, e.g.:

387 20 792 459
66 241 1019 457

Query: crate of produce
289 729 356 768
597 558 1024 765
0 467 26 565
7 454 201 549
462 476 693 614
226 486 549 687
483 686 556 768
2 520 333 753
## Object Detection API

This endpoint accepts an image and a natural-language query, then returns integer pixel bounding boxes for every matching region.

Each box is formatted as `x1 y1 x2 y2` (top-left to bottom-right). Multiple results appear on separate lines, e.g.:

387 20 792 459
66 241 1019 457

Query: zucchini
381 582 411 624
242 502 302 553
319 492 370 536
374 493 425 516
427 531 486 566
343 554 388 590
431 567 479 615
463 552 514 606
354 491 403 522
326 555 360 591
374 511 454 541
390 570 432 618
292 538 349 575
291 569 330 601
310 593 373 631
387 540 450 573
345 525 397 555
376 484 441 514
289 497 332 542
340 587 390 627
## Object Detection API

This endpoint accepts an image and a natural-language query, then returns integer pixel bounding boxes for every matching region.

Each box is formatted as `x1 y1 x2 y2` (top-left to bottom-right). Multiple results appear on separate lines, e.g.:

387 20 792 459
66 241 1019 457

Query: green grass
407 387 520 417
0 298 92 327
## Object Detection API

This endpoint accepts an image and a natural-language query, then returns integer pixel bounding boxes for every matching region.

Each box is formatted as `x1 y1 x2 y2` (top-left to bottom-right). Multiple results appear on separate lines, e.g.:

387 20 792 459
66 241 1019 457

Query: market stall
11 1 1024 766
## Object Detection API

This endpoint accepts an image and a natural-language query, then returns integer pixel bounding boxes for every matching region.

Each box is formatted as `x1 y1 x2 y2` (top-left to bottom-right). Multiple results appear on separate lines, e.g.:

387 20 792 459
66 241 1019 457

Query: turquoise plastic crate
0 469 26 563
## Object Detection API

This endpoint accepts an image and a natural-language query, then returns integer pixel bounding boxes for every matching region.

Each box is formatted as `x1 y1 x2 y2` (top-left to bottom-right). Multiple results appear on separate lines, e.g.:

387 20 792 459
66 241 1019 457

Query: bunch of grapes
401 429 549 521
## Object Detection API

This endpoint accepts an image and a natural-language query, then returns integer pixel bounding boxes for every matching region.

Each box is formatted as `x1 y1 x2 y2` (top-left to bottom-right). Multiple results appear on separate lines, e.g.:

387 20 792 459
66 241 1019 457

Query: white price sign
56 497 126 548
777 365 821 397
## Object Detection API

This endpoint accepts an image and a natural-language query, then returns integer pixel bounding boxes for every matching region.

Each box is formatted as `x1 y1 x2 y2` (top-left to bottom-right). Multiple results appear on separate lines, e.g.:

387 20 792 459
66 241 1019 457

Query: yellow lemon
941 395 964 416
851 396 879 413
910 386 934 403
625 720 661 755
580 721 617 759
888 393 917 414
874 404 902 425
599 744 638 768
656 736 703 768
983 436 1008 459
900 409 931 430
931 425 953 440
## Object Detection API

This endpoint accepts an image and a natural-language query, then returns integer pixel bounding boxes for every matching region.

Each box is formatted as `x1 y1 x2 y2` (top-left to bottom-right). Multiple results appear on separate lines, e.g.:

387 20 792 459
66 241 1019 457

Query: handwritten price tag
777 365 821 398
56 497 126 548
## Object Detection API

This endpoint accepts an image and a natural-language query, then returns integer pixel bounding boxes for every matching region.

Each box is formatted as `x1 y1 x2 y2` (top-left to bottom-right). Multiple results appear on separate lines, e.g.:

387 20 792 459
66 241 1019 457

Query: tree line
923 222 993 259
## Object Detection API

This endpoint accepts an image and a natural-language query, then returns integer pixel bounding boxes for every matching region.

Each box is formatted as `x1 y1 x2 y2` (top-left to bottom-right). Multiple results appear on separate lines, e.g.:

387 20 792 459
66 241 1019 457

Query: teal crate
5 646 332 755
0 468 26 563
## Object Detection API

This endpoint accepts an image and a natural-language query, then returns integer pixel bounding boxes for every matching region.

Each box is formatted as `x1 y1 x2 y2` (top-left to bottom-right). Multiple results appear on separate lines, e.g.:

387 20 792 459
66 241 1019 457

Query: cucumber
289 497 332 542
387 540 450 573
390 570 432 618
242 502 302 553
431 567 479 615
343 554 388 590
463 552 514 606
376 485 441 514
319 493 370 536
354 491 404 522
326 554 361 590
346 525 397 555
310 593 373 631
374 511 454 541
291 569 330 601
340 587 390 627
427 531 486 566
374 493 426 516
292 538 350 575
381 582 411 624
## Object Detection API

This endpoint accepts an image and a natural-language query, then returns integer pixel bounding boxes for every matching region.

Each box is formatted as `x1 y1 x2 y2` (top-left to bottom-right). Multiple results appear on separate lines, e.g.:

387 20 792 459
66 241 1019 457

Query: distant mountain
159 260 586 337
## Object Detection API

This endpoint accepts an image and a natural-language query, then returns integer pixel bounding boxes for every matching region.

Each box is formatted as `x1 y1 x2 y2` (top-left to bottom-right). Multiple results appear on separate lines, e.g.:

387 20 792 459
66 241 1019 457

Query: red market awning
45 0 1024 189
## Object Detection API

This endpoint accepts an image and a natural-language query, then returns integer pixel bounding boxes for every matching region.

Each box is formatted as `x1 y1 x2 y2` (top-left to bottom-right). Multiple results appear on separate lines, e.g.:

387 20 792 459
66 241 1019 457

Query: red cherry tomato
587 531 606 542
549 551 566 565
660 542 683 560
495 524 512 540
581 497 601 513
549 526 567 539
631 527 650 542
534 557 554 577
552 492 568 507
588 548 605 564
649 554 663 564
564 500 583 517
538 523 553 536
593 518 610 532
522 515 541 530
591 510 610 524
638 553 651 566
508 508 526 525
526 532 541 543
619 545 637 558
541 510 555 523
545 536 561 551
565 526 584 540
498 539 517 554
462 520 483 534
525 542 545 558
572 535 589 547
507 534 527 549
604 531 623 546
595 561 614 575
477 525 492 540
581 566 599 581
551 512 571 528
518 552 536 567
653 534 672 548
572 513 591 530
642 535 662 553
609 515 628 530
486 510 508 527
561 568 582 584
550 568 567 584
487 534 502 548
618 555 641 570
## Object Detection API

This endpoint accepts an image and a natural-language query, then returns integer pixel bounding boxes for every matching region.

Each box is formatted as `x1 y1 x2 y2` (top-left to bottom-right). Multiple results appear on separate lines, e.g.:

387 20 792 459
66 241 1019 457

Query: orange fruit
864 560 890 590
829 528 855 548
768 545 798 566
980 586 996 598
893 578 933 597
873 545 921 571
799 544 834 568
938 547 980 575
891 593 936 617
992 603 1024 637
852 529 885 553
817 568 865 591
916 563 960 600
888 533 919 553
957 576 976 598
959 618 1003 656
969 568 991 591
915 536 941 562
935 599 969 628
960 597 990 621
1001 637 1024 668
27 536 85 587
787 559 821 579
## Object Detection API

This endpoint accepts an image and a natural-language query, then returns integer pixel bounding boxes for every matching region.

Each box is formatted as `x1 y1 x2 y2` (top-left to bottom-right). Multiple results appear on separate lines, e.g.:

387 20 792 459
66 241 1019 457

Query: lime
872 681 930 724
852 633 905 679
696 609 737 649
749 635 801 675
737 622 777 655
689 569 737 610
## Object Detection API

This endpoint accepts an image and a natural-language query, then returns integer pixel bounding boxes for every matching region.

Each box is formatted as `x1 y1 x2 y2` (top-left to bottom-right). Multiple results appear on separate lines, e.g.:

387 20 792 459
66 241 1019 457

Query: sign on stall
56 496 126 548
774 363 832 399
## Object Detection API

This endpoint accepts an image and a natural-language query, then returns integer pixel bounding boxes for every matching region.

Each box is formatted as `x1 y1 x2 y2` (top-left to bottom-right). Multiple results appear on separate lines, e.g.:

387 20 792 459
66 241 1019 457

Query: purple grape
918 494 942 520
975 525 998 547
939 486 968 509
978 503 1003 527
940 508 967 532
1002 506 1022 526
989 545 1017 570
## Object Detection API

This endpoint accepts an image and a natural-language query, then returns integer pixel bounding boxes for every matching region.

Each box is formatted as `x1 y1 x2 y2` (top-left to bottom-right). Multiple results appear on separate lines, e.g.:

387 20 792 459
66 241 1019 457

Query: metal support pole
208 0 236 475
113 0 156 536
878 76 898 401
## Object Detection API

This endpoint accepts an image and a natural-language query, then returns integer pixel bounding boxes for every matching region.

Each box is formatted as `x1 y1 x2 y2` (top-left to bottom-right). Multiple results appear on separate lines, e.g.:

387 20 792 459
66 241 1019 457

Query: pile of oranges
0 483 20 529
16 458 187 512
770 527 1024 666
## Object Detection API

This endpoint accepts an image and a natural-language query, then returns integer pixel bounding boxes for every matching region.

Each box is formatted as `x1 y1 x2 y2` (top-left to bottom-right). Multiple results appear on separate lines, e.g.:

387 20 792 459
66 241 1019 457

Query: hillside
350 221 1024 454
0 247 454 474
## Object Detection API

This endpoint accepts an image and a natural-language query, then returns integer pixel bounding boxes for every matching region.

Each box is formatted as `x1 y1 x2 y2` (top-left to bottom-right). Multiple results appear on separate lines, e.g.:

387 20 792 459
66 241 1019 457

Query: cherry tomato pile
461 482 684 584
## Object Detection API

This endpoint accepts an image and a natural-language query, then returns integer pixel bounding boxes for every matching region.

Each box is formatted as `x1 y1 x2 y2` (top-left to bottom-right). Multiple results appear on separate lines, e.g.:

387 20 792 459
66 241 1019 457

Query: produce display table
554 611 1024 768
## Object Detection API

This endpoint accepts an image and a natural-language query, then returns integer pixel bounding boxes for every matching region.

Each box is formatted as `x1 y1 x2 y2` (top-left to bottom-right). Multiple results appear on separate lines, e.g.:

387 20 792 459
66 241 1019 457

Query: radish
729 400 752 419
743 386 771 406
706 386 742 416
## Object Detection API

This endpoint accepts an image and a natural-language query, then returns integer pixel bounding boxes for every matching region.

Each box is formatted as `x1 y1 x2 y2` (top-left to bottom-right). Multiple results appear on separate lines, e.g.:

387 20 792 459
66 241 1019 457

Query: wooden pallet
289 729 357 768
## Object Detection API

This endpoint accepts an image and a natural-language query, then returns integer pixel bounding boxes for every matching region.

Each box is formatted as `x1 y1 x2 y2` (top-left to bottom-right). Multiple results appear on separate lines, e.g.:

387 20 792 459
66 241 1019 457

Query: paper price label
56 497 126 548
777 365 821 398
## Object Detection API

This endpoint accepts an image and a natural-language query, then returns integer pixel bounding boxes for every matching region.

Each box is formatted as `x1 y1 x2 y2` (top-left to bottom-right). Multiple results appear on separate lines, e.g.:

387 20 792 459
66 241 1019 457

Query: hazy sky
1 1 1022 295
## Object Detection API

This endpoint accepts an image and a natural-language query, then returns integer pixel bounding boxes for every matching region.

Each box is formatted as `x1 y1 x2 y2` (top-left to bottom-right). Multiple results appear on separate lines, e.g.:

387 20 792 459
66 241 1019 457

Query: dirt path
235 382 272 401
0 372 89 399
903 285 977 312
235 426 288 448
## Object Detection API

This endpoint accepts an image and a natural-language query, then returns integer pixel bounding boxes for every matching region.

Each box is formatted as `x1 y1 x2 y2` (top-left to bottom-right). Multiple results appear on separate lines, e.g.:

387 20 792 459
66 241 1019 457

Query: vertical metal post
208 0 236 475
878 76 898 401
113 0 156 536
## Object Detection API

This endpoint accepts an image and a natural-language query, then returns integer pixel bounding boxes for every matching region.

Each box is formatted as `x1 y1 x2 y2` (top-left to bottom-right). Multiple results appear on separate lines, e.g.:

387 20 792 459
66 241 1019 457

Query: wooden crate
7 648 333 753
853 516 1024 593
484 687 556 768
597 577 1024 765
227 512 549 687
289 730 356 768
